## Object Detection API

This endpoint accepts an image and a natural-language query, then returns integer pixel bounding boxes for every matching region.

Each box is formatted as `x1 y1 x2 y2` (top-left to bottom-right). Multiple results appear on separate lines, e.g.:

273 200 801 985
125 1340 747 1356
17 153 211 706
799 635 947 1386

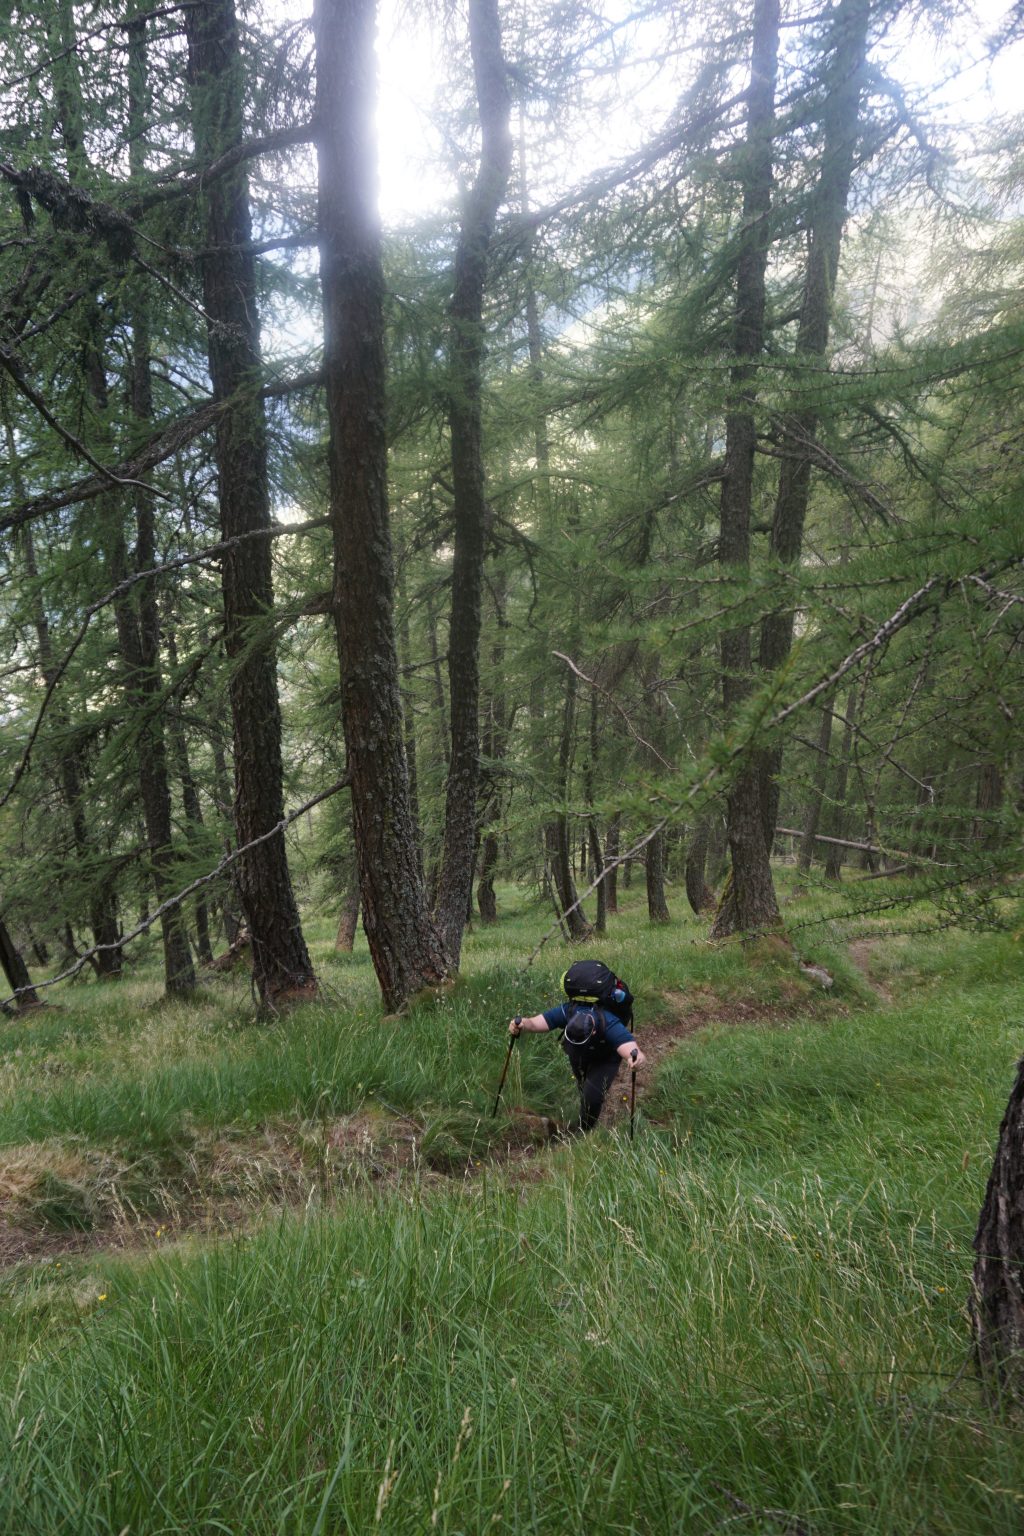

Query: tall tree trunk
710 0 782 940
34 6 125 978
685 819 717 914
185 0 315 1004
586 692 607 935
335 863 360 953
756 0 870 849
647 830 671 924
550 666 592 940
0 915 40 1009
113 3 196 995
433 0 513 964
476 582 508 925
972 1055 1024 1402
165 628 214 965
211 733 243 946
315 0 450 1011
397 561 425 884
823 686 857 881
605 813 621 913
798 699 835 871
973 763 1004 847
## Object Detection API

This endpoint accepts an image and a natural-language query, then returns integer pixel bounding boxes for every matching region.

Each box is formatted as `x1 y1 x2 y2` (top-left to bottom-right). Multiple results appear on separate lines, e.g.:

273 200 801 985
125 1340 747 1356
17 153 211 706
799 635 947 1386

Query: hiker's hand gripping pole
492 1020 521 1118
629 1048 639 1142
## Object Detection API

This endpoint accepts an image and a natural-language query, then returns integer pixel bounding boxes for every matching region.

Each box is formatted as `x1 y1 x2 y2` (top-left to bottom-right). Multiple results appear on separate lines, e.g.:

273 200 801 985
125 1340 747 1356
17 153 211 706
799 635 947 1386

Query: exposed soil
847 938 894 1003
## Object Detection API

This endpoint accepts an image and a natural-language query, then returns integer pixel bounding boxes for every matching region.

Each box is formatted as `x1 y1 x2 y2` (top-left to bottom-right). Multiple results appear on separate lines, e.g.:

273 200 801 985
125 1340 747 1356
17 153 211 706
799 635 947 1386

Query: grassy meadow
1 876 1023 1533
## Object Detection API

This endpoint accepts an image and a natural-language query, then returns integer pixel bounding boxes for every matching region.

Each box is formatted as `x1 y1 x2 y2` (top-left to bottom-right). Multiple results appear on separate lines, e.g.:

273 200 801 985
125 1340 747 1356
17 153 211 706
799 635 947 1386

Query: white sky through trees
280 0 1024 225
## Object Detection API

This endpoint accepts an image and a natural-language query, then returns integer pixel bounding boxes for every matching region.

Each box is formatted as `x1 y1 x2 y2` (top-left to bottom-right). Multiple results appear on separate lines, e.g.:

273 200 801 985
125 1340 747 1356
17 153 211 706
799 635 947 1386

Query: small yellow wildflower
97 1294 107 1302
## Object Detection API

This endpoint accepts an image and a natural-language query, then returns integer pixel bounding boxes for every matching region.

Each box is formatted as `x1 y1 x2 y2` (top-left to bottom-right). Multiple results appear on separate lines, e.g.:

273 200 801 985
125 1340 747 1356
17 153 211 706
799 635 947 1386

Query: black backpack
561 959 634 1026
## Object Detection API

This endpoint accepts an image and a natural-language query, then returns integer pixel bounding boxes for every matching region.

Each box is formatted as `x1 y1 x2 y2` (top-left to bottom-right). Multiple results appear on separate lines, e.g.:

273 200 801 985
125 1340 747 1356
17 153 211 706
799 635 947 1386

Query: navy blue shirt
541 1003 635 1051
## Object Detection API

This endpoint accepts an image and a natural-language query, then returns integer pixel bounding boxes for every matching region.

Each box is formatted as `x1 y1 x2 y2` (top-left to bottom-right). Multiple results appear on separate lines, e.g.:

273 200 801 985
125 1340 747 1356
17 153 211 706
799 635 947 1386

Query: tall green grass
1 917 1023 1533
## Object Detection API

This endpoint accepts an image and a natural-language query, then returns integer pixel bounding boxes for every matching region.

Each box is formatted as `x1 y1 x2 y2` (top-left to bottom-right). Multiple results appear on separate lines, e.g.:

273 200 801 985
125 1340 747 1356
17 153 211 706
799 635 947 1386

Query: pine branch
0 516 330 812
0 368 323 537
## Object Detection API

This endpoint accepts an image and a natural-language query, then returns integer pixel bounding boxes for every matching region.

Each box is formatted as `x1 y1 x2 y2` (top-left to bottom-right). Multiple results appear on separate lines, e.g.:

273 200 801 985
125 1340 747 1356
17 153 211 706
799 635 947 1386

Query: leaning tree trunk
0 915 40 1009
710 0 782 941
756 0 870 849
433 0 513 964
315 0 450 1010
185 0 315 1005
972 1055 1024 1401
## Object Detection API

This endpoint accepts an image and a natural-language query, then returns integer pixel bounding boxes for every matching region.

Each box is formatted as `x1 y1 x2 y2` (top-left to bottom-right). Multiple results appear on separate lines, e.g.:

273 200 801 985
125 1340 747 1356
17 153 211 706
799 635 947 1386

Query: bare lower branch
0 367 323 536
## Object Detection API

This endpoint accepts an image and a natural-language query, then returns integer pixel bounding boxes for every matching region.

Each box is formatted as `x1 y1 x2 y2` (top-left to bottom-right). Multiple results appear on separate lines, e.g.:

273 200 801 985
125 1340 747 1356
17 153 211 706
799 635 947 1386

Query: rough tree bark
972 1055 1024 1401
185 0 315 1004
756 0 870 848
315 0 450 1010
433 0 513 964
710 0 783 940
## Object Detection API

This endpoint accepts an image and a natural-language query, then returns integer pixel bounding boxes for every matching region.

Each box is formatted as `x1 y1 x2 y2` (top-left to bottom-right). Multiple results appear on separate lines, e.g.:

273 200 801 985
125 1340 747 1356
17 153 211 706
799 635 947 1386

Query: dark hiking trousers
562 1041 622 1132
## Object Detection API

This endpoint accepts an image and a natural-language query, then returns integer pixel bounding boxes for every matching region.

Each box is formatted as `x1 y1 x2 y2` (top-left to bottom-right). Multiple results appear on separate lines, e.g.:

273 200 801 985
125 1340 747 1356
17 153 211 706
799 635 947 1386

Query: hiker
509 960 646 1132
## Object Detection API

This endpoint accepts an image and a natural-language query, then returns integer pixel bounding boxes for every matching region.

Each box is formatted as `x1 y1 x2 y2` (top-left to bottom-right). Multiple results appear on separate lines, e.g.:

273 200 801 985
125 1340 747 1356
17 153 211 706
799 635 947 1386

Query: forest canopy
0 0 1022 1014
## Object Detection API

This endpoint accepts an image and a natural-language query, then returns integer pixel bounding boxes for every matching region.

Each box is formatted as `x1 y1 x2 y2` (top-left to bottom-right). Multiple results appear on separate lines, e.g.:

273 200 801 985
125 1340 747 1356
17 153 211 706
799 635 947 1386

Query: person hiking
509 960 646 1133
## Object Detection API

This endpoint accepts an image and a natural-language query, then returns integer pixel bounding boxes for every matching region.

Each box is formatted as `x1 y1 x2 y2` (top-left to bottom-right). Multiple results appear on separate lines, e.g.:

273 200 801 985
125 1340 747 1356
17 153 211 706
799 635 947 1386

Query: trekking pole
629 1048 638 1142
491 1026 519 1118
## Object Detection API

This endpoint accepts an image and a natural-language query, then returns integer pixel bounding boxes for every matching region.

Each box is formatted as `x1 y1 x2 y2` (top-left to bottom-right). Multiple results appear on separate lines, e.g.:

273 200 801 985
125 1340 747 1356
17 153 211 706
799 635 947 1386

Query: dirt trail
1 945 886 1272
847 937 894 1003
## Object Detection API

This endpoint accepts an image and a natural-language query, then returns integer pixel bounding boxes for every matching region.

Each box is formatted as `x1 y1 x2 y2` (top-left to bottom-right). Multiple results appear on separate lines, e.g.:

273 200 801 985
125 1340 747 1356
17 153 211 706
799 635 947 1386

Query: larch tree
315 0 451 1011
184 0 316 1005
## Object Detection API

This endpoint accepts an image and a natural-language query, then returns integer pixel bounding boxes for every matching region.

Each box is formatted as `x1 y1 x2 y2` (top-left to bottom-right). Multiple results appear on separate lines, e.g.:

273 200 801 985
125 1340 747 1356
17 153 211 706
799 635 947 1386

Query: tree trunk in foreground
710 0 782 940
316 0 450 1011
186 0 314 1005
972 1055 1024 1401
433 0 513 964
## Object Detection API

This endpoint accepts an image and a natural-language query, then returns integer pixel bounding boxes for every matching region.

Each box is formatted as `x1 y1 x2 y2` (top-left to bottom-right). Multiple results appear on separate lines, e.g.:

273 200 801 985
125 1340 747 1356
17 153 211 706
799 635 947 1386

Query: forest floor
2 876 1023 1534
0 914 863 1267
